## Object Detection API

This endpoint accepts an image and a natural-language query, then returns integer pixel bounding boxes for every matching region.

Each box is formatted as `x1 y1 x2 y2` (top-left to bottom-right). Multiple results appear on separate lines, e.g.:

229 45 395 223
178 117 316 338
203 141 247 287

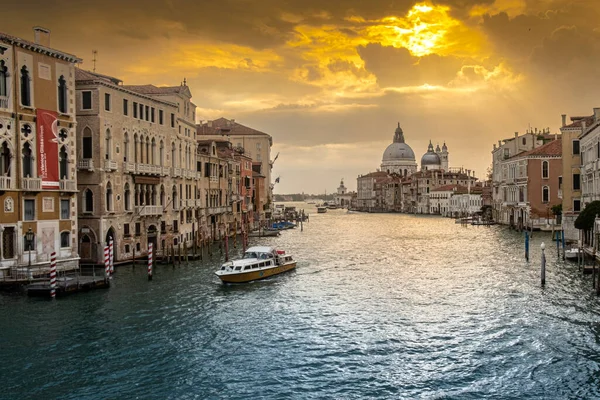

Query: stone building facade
0 28 81 276
75 69 201 265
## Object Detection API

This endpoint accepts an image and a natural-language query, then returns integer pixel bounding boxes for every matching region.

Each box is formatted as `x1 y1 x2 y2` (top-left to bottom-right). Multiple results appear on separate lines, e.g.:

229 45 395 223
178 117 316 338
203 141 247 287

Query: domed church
421 141 449 171
381 123 417 177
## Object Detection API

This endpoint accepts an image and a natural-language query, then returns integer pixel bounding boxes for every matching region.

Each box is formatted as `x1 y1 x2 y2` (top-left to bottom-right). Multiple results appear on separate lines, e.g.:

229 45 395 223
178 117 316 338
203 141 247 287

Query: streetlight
25 227 34 272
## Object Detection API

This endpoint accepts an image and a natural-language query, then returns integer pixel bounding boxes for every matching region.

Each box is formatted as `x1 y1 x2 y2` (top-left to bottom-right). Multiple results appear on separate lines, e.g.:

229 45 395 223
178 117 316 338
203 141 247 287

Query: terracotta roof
123 84 189 96
0 31 81 63
359 171 389 178
562 116 594 129
197 118 271 138
75 68 122 84
512 138 562 158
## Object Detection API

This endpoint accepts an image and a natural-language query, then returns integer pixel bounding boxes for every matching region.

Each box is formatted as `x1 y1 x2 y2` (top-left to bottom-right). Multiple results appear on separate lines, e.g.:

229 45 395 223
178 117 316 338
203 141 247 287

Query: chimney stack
594 108 600 122
33 26 51 47
561 114 566 127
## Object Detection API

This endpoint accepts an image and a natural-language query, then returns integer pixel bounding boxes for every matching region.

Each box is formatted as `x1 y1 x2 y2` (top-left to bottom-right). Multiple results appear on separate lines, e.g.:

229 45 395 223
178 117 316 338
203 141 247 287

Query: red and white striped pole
148 243 153 281
50 252 57 299
104 245 110 278
109 239 114 275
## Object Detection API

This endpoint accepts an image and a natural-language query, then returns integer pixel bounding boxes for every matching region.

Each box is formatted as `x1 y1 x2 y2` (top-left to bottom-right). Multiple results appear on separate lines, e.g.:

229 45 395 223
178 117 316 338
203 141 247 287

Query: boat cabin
218 246 293 273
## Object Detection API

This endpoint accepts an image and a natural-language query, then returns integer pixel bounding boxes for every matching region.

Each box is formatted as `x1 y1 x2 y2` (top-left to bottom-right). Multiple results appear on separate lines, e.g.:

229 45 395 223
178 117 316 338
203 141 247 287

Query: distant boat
317 206 327 213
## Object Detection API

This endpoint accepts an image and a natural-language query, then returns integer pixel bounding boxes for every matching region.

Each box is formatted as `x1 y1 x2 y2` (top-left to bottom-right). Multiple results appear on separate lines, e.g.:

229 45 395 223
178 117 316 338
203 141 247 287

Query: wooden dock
26 276 109 298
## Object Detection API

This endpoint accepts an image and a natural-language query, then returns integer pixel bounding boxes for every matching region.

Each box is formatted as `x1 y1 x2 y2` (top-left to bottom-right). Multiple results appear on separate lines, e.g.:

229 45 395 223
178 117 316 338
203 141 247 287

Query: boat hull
216 262 297 283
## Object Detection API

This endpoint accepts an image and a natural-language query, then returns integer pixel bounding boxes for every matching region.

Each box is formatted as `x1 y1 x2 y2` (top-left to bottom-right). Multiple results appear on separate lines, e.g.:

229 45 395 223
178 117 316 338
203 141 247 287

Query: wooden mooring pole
541 242 546 286
525 231 529 262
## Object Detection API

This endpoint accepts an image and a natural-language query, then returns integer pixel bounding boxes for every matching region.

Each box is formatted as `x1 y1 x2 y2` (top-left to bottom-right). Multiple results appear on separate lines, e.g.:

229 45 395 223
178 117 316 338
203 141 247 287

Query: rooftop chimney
561 114 566 127
594 108 600 122
33 26 51 47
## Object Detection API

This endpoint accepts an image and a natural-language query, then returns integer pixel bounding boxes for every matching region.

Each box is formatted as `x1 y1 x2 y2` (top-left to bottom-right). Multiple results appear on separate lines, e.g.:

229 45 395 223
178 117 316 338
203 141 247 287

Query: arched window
160 185 165 206
0 141 11 177
84 189 94 212
171 142 176 167
0 61 7 97
146 137 150 164
105 129 111 160
58 75 67 114
159 140 164 166
59 145 68 179
60 231 70 248
22 143 32 178
133 133 138 163
124 183 131 211
542 160 549 179
139 135 144 163
82 127 93 159
123 132 129 162
179 144 182 168
542 186 549 203
20 66 31 107
106 182 113 211
151 138 156 164
172 185 178 209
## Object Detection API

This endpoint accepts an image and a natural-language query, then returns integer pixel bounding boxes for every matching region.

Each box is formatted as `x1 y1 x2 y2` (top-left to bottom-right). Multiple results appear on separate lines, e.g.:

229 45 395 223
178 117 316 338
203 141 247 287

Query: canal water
2 204 600 399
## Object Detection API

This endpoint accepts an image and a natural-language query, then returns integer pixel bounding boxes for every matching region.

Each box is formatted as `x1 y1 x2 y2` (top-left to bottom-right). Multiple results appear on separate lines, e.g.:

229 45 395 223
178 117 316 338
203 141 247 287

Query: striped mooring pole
104 245 110 278
109 239 114 275
50 252 57 299
148 243 153 281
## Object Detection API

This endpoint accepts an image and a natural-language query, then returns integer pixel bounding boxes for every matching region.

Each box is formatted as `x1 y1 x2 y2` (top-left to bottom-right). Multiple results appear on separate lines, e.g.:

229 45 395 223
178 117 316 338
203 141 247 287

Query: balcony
77 159 94 171
136 163 162 175
207 205 233 214
0 176 14 190
123 162 136 173
59 179 77 192
21 177 42 191
135 205 163 216
104 160 118 171
171 167 182 177
0 96 8 109
162 166 170 176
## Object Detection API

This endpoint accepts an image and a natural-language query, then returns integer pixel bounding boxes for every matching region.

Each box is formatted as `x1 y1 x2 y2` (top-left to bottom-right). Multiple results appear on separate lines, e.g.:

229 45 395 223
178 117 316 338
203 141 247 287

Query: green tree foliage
551 204 562 216
574 201 600 230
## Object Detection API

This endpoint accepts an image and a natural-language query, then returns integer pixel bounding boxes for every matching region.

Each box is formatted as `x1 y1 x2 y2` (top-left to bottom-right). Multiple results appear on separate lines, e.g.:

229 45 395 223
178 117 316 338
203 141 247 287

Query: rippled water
2 203 600 399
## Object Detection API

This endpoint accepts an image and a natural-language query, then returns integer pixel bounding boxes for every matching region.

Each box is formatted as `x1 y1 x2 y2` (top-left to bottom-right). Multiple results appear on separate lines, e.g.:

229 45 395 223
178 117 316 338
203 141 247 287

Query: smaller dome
421 152 441 166
442 142 447 151
435 144 441 152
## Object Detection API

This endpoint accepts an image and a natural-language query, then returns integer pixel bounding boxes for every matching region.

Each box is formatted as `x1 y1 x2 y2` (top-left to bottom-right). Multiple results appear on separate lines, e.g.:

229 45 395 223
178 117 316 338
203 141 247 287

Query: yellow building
0 27 81 277
560 113 592 241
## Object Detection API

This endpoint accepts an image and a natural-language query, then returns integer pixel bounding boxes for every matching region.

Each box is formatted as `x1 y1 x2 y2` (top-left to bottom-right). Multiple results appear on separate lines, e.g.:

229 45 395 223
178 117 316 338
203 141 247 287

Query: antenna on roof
92 50 97 72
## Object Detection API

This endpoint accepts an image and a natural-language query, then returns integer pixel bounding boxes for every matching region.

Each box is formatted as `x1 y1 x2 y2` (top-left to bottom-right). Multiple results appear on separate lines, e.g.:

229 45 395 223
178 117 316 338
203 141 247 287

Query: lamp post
25 227 34 275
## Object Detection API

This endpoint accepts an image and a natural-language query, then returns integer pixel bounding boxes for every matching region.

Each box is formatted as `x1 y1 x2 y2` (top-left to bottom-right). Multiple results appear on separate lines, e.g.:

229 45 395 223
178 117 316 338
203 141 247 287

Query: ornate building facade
0 28 81 276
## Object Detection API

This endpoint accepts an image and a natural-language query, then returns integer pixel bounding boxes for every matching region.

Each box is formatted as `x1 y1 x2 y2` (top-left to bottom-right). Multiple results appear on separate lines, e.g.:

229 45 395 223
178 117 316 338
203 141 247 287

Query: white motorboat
565 247 583 260
215 246 296 283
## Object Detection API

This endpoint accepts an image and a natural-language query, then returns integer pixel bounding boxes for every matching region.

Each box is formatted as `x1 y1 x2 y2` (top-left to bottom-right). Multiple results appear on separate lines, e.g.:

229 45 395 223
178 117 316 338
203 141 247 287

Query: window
161 221 166 233
82 127 93 159
123 99 128 116
597 142 600 159
124 223 130 237
106 182 113 212
135 222 141 236
20 66 31 106
558 176 562 189
159 110 164 125
145 105 149 121
574 199 581 212
24 199 35 220
572 140 580 155
59 146 68 179
136 243 141 251
542 186 549 203
573 173 581 190
173 220 178 232
84 189 93 212
151 107 155 123
522 138 526 145
125 244 130 253
60 199 69 219
104 93 111 111
22 143 33 178
60 232 70 248
503 148 509 159
124 183 131 211
542 160 549 179
171 113 175 128
133 102 138 118
82 91 92 110
139 103 144 120
58 75 67 113
0 61 7 97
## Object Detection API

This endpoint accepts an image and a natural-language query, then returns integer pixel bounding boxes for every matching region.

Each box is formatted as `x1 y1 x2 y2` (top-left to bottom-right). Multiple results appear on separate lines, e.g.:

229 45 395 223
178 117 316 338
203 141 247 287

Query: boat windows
252 264 259 269
235 266 242 271
244 266 252 271
244 252 258 259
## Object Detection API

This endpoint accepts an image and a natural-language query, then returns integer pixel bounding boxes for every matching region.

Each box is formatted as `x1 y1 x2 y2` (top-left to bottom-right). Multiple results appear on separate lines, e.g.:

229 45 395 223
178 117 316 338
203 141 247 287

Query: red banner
36 109 59 189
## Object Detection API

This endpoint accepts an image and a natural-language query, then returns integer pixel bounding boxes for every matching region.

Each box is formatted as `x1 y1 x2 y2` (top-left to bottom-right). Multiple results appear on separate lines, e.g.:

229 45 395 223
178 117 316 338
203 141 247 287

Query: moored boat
317 206 327 213
215 246 296 283
565 247 583 260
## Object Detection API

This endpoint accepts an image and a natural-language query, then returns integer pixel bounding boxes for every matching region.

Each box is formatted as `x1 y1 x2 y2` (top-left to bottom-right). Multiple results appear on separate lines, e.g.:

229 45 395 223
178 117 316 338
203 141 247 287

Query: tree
574 201 600 230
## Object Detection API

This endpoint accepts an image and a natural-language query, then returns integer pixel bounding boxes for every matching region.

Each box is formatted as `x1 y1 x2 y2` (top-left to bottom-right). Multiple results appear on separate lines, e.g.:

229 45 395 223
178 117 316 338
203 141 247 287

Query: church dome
381 123 416 162
382 142 415 161
421 140 441 166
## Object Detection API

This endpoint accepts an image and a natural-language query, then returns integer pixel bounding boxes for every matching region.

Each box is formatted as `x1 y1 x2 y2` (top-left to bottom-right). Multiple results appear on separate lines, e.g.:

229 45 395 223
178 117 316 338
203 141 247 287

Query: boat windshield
243 252 258 259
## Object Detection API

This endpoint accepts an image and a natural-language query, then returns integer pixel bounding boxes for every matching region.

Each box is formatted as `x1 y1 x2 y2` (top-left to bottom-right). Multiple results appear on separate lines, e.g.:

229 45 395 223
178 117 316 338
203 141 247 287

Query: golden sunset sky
2 0 599 193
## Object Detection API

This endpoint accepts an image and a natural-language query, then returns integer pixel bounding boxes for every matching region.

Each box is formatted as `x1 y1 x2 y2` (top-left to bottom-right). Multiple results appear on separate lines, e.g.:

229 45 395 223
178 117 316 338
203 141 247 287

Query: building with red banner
0 27 81 277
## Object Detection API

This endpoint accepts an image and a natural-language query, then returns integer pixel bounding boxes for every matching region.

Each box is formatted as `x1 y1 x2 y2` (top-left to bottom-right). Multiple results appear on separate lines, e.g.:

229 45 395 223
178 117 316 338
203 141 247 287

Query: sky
2 0 600 194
